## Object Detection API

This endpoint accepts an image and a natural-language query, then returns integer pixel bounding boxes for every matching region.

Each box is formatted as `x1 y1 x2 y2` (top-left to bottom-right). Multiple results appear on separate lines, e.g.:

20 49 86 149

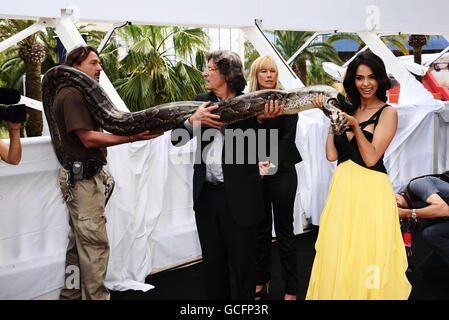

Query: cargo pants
58 168 114 300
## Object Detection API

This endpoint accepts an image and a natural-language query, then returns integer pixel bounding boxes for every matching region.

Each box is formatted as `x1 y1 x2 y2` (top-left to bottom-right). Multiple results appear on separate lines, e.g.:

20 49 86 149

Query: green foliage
274 30 342 67
244 40 260 74
307 61 335 86
0 125 8 139
0 19 209 114
243 30 341 86
112 25 209 111
0 49 24 91
325 32 409 56
0 20 108 90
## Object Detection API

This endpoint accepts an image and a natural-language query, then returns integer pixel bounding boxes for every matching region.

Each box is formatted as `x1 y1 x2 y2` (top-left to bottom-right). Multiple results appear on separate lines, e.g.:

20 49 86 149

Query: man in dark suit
171 50 282 299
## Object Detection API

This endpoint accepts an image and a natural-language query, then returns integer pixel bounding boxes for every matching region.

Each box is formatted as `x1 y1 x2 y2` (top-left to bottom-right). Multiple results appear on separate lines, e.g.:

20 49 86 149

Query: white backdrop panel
438 102 449 174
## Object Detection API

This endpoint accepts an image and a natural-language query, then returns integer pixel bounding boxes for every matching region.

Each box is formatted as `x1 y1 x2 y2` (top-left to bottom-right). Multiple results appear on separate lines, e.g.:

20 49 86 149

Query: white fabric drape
0 137 68 300
295 109 336 226
0 133 202 299
104 133 202 291
438 102 449 173
1 73 448 299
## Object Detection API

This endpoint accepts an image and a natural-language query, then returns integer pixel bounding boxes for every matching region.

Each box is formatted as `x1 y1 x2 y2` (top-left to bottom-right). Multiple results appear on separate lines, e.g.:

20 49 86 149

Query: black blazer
171 91 264 226
258 114 302 174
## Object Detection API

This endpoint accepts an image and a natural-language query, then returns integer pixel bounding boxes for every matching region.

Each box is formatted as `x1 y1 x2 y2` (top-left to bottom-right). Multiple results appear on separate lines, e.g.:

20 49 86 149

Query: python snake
42 65 347 165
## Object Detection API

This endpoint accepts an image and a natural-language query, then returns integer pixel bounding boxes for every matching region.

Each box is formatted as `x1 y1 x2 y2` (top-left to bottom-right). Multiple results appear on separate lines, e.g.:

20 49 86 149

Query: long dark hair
64 45 99 67
206 50 246 93
343 50 391 114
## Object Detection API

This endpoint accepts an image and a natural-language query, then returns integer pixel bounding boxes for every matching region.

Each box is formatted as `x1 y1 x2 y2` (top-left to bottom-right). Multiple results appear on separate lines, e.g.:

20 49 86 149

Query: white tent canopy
2 0 449 90
2 0 449 34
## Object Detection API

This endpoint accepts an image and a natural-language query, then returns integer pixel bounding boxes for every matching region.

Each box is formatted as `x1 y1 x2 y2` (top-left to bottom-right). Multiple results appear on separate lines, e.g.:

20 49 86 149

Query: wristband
411 209 417 220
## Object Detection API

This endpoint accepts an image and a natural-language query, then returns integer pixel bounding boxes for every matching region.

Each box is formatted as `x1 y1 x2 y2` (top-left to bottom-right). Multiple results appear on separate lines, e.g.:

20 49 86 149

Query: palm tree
0 20 111 136
325 32 409 57
408 34 428 65
112 25 209 111
408 34 429 82
243 40 260 73
39 27 60 72
273 30 342 85
0 19 46 137
0 49 25 90
307 60 335 86
98 40 121 83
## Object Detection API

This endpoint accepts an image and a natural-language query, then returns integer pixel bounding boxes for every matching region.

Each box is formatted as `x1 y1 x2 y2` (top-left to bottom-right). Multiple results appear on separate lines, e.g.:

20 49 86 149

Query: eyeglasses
203 66 218 74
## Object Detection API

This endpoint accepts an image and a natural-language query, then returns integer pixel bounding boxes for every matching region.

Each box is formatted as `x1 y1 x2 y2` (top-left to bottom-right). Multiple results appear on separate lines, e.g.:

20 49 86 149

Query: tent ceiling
1 0 449 35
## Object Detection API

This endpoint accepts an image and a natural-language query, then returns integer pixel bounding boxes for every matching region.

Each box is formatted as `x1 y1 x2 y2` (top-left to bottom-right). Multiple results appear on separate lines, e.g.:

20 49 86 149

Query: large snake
42 65 348 166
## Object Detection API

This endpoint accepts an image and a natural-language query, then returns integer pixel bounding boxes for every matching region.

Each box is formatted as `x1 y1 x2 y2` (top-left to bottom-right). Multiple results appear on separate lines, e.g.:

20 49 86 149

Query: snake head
322 93 351 135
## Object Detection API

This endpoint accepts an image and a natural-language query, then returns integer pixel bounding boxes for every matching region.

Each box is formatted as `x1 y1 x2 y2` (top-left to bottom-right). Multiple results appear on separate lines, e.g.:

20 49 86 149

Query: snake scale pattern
42 65 347 165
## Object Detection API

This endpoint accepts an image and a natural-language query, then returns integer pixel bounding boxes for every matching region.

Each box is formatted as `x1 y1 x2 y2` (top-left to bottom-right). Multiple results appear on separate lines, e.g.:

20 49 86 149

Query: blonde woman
249 56 302 300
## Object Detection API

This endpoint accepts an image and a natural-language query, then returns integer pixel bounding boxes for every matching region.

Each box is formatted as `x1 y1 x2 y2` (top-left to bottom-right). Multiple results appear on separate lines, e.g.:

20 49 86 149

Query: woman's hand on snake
257 100 284 123
310 92 325 109
340 112 358 128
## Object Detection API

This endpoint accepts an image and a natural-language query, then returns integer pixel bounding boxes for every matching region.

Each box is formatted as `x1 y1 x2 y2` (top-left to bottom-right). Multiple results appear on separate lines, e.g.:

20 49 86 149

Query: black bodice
334 105 389 173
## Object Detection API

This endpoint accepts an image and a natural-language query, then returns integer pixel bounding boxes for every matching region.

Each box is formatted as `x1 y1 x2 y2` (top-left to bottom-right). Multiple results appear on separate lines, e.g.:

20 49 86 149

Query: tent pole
0 20 52 53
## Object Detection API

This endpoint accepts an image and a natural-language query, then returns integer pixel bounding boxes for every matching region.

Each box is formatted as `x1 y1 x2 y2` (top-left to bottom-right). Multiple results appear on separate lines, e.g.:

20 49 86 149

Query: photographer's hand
6 121 21 131
0 121 22 165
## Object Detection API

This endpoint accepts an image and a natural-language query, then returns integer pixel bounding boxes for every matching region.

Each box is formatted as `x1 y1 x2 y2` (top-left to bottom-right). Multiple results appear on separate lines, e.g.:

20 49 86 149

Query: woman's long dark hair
342 50 391 114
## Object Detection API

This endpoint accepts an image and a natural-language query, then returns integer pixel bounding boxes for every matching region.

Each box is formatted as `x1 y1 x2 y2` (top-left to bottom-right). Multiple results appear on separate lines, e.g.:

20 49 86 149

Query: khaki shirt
53 87 107 166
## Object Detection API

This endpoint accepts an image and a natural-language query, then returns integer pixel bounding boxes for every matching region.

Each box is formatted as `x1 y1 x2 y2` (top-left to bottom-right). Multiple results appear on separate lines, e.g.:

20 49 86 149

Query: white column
0 19 51 53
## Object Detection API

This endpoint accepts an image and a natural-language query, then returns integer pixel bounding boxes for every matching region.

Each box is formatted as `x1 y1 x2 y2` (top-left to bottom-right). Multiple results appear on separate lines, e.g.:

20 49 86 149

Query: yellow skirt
306 160 411 300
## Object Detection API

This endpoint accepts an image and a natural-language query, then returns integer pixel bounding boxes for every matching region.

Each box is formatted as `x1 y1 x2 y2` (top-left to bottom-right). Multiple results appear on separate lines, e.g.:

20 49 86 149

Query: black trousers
420 221 449 279
195 183 256 300
255 168 298 295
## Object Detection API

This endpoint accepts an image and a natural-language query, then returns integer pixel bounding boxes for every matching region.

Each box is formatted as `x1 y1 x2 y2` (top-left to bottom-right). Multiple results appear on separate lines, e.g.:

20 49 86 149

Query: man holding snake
55 46 161 300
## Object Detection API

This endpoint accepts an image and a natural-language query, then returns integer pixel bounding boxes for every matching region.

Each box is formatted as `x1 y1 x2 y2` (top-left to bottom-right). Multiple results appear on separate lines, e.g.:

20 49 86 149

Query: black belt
65 159 103 180
204 181 224 189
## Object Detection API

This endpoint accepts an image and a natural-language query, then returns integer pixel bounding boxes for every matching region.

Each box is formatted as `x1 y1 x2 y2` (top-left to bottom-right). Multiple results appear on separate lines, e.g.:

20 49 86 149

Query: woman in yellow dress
306 50 411 299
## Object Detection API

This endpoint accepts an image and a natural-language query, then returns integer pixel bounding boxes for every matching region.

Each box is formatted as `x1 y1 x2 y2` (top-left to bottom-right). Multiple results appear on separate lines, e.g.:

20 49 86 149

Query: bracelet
411 208 417 220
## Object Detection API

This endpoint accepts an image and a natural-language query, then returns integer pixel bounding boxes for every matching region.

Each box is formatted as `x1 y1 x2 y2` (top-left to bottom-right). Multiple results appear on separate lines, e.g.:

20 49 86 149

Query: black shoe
255 281 270 300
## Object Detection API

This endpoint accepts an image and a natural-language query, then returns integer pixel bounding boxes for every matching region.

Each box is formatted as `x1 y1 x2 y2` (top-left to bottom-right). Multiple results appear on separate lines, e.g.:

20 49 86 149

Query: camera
0 87 26 123
0 104 27 123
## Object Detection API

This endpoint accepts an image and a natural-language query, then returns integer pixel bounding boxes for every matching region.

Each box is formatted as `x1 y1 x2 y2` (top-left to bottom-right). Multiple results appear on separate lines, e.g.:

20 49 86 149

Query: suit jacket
171 91 264 226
